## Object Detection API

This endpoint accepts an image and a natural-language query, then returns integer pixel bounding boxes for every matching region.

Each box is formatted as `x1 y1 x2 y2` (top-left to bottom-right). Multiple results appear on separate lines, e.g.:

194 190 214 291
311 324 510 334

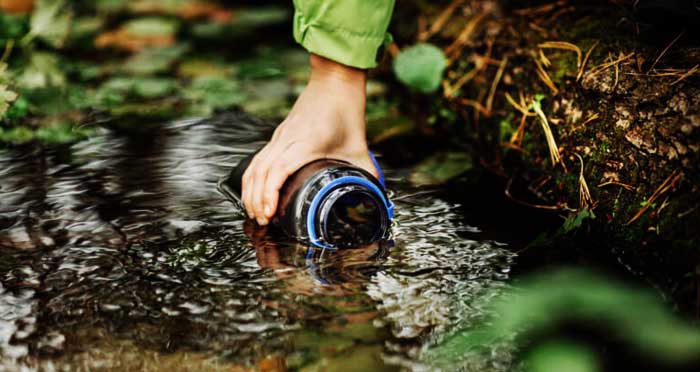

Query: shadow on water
0 111 515 370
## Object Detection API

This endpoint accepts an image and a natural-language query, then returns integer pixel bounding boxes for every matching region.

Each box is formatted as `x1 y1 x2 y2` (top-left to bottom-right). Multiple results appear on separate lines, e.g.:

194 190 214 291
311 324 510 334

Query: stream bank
381 0 700 311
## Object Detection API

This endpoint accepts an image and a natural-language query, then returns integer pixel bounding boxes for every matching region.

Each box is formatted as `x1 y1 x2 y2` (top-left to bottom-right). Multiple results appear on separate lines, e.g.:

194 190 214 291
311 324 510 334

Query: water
0 111 515 371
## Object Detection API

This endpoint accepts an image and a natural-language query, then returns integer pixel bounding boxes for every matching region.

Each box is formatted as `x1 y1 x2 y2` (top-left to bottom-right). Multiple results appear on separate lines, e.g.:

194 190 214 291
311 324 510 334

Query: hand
241 54 377 226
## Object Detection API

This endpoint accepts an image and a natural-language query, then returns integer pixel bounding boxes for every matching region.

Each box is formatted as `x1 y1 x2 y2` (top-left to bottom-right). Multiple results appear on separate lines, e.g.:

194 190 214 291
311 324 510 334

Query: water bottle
218 150 394 249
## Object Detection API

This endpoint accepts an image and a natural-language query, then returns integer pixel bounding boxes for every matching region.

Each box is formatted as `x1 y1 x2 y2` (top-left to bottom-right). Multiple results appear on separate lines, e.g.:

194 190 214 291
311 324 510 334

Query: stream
0 111 516 371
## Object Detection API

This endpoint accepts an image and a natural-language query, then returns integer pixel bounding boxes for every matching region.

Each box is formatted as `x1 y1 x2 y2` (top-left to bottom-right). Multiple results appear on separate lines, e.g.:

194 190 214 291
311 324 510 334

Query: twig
597 181 635 191
649 30 686 73
486 57 508 112
626 169 683 225
444 64 481 98
445 13 486 59
419 0 464 41
458 98 491 116
538 41 582 68
670 64 699 86
501 142 528 154
514 0 567 15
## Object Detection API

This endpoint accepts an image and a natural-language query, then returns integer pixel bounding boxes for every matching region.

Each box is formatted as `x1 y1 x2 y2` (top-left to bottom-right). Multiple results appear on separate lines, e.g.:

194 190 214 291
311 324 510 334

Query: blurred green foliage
0 0 299 145
428 268 700 371
393 43 447 94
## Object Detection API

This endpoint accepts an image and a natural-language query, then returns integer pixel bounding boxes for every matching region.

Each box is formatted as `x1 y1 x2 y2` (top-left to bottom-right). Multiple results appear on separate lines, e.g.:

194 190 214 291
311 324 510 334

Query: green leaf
97 76 177 100
35 122 92 144
123 44 189 75
27 0 72 48
0 126 34 144
393 43 447 93
410 152 473 185
0 84 19 118
427 269 700 368
133 77 177 99
16 52 66 89
183 76 245 115
0 13 30 41
123 17 179 37
525 342 600 372
562 208 596 233
70 16 105 40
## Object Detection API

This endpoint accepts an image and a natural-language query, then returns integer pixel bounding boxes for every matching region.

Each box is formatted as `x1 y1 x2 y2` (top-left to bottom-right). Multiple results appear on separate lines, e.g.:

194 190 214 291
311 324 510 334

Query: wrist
309 54 367 95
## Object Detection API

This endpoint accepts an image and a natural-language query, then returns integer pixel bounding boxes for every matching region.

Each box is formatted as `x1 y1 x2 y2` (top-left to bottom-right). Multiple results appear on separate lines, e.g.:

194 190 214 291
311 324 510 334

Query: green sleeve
293 0 396 69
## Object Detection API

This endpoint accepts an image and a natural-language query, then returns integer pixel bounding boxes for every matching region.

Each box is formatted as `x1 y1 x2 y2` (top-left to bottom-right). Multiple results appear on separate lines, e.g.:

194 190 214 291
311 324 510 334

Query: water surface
0 111 515 370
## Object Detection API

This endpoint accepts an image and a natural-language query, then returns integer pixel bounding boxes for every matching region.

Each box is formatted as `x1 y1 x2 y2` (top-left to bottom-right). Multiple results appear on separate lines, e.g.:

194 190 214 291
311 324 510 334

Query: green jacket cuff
293 1 395 69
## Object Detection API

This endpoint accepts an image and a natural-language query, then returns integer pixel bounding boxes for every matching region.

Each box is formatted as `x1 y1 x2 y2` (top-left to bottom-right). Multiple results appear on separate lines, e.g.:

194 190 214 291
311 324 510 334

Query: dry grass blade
505 178 566 211
613 53 620 91
530 97 562 167
539 49 552 67
587 52 635 78
445 13 486 59
580 112 599 126
649 30 686 73
510 114 528 146
571 112 599 133
505 92 534 116
670 64 699 86
419 0 464 41
444 63 482 98
538 41 582 68
575 154 594 209
626 169 683 225
486 57 508 112
533 57 559 94
577 41 599 82
598 181 635 192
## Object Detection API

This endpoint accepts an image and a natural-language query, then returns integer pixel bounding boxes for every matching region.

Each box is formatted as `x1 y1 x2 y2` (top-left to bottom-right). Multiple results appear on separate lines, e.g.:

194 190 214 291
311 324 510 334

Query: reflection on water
0 111 514 370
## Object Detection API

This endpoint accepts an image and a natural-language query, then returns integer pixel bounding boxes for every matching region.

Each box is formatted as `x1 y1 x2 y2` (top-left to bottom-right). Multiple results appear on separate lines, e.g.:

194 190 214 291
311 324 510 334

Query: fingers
261 160 292 221
251 162 268 225
242 141 314 226
242 147 269 222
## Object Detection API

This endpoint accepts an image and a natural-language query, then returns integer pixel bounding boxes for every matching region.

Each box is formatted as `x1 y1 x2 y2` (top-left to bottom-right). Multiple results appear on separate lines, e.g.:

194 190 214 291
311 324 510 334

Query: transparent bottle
218 151 393 249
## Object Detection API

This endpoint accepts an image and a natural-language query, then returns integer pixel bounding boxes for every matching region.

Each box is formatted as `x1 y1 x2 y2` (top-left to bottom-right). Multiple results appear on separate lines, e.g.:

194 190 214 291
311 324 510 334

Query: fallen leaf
95 17 179 51
177 2 232 23
410 152 474 185
0 0 33 14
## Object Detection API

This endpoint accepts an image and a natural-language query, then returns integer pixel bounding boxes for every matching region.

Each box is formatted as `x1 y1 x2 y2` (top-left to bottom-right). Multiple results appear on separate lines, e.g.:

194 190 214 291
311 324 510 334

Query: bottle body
218 152 393 249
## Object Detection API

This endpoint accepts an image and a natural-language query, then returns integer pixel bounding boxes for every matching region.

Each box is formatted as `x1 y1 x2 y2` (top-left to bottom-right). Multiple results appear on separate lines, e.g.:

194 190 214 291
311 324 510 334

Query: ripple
0 111 514 371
